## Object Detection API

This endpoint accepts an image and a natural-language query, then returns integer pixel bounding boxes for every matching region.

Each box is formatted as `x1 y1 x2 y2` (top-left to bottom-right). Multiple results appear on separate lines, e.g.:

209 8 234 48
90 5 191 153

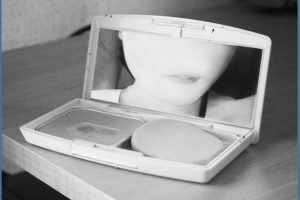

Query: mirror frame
82 15 271 143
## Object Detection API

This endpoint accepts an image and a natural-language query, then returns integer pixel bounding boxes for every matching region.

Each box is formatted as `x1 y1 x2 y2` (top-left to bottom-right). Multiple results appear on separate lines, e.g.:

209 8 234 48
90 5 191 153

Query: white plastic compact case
20 15 271 183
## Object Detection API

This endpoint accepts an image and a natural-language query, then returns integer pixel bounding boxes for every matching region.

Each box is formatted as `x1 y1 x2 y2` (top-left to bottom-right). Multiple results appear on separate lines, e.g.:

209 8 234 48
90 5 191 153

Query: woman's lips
165 75 201 84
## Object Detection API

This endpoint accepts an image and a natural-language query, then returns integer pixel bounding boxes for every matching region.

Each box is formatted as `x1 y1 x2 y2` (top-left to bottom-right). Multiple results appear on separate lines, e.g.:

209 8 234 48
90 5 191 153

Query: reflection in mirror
91 29 262 127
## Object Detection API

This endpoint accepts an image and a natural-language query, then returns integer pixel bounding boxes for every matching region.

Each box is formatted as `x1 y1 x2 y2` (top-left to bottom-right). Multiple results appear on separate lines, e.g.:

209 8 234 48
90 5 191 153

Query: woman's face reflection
121 31 236 106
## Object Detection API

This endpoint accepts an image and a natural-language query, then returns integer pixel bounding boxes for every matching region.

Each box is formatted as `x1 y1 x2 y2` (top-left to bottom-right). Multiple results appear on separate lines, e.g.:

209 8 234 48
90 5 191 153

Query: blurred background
3 0 235 51
2 0 296 51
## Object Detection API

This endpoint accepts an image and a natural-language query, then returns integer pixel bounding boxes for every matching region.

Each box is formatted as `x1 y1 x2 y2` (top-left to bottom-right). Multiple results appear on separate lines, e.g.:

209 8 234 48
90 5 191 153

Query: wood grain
3 2 296 200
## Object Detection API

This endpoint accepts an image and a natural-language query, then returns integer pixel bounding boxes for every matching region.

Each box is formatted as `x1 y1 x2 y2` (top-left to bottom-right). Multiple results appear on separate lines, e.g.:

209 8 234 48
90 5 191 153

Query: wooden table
3 2 297 200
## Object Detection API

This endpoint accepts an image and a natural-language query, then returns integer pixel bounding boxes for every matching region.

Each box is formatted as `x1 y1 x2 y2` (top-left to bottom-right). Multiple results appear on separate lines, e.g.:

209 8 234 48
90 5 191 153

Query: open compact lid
82 15 271 143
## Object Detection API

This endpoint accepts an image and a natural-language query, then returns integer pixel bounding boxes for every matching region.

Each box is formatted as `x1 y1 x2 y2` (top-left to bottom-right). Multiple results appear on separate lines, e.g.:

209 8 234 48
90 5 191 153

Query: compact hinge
238 130 255 143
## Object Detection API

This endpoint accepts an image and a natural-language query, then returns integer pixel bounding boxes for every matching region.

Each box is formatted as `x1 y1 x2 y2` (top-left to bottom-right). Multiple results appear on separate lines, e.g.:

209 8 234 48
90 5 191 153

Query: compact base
20 98 254 183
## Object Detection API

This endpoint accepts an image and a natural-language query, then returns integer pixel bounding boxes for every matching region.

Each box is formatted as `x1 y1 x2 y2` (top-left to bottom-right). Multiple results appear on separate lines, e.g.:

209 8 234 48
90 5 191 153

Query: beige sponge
131 119 224 164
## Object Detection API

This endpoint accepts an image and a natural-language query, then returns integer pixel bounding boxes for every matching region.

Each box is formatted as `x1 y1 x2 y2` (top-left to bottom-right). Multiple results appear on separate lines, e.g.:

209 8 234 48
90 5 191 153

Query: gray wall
3 0 234 51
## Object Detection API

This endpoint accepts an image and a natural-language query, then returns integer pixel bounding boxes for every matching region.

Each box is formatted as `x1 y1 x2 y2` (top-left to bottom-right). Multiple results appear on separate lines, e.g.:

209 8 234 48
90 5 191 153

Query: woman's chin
157 96 202 107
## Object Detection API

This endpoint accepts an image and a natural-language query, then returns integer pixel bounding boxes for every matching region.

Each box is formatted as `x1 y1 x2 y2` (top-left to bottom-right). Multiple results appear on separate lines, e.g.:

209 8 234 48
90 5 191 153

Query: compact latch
152 19 184 27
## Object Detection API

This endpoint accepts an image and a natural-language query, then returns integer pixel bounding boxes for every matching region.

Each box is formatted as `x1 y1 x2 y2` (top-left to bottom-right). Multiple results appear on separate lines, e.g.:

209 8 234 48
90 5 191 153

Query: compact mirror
90 28 262 128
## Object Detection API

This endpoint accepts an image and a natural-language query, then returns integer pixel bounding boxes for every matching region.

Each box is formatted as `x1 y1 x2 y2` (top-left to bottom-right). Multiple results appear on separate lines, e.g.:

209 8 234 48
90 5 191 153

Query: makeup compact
20 15 271 183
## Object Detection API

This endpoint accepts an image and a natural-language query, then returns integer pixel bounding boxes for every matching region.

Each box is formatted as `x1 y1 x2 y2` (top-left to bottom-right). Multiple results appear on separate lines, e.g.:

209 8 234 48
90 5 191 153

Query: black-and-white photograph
2 1 297 200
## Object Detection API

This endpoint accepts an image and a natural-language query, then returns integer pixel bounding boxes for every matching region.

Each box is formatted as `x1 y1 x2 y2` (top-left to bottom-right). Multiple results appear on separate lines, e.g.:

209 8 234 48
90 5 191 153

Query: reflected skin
119 31 236 116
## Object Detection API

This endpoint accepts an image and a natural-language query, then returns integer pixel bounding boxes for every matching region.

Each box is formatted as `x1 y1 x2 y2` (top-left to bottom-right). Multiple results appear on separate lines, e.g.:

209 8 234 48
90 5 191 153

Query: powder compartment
131 118 224 164
36 108 145 145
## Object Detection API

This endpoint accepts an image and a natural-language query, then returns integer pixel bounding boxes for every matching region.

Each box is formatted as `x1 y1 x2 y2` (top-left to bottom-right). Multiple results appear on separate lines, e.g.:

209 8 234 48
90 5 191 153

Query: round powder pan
131 119 224 165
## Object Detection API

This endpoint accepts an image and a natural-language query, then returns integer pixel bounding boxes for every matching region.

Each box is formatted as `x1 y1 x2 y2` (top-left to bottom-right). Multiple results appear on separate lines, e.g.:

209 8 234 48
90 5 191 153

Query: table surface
3 2 297 200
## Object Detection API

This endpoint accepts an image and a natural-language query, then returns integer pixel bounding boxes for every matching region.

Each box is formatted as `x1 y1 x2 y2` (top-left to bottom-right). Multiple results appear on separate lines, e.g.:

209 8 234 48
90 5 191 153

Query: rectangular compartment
36 108 145 146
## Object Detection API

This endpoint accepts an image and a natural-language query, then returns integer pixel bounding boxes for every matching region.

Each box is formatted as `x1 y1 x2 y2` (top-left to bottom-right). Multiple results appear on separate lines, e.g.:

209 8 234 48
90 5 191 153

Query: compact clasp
152 19 207 37
152 19 205 28
151 19 184 27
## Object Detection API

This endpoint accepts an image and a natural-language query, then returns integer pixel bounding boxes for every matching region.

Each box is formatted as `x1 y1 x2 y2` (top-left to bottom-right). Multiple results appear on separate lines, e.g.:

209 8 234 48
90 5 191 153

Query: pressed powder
131 119 224 164
36 108 145 146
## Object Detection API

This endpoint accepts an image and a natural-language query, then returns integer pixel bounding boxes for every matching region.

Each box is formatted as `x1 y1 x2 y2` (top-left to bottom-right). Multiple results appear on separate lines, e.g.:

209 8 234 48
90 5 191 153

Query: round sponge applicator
131 119 224 164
